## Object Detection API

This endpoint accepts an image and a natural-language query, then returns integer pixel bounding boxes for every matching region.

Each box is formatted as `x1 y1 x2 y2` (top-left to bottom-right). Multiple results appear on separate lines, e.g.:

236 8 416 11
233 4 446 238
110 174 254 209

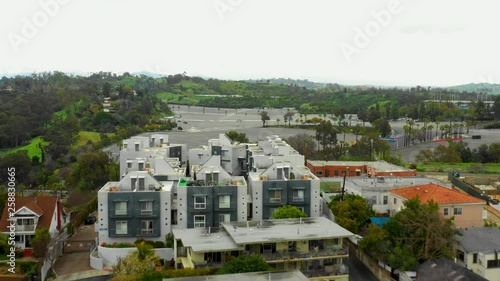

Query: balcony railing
269 198 281 203
15 225 35 232
292 197 304 202
260 247 348 262
301 264 349 278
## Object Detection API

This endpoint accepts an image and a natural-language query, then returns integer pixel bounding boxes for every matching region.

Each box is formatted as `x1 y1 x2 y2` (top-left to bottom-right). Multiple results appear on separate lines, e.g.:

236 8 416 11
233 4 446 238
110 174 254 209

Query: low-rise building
0 196 62 256
389 183 485 228
306 160 416 178
455 227 500 281
172 217 353 281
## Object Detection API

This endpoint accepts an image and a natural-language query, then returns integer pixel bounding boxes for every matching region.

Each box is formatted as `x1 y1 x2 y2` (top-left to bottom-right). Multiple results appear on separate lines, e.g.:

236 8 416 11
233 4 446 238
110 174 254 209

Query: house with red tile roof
388 183 485 228
0 196 61 254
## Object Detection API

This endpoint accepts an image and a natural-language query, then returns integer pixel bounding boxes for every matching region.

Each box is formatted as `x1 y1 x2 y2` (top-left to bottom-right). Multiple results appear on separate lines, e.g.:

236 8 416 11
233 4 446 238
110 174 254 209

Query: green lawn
320 181 341 192
417 162 500 174
0 136 47 159
75 131 114 147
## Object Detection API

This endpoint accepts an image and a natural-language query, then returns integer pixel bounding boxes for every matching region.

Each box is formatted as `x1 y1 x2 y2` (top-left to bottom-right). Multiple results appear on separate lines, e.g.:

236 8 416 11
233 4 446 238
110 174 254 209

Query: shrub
153 241 165 248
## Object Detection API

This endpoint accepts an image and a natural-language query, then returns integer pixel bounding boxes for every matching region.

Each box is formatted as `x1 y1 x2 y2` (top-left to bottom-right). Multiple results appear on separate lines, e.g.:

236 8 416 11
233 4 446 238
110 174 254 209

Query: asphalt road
346 253 380 281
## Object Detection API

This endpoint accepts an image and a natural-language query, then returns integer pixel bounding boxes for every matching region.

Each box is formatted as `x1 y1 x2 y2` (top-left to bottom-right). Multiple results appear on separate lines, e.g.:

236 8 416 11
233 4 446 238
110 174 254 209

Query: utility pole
341 167 349 201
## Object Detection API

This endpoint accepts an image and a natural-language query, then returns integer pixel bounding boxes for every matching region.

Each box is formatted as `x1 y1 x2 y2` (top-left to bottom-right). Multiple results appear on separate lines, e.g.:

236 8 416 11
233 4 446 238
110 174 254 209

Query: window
116 221 128 235
334 170 339 177
473 253 478 264
487 259 500 268
135 143 139 151
194 215 205 228
140 201 153 215
219 195 230 208
316 171 323 176
138 162 144 171
293 189 304 202
141 220 153 234
277 168 283 179
127 161 132 169
138 177 145 190
270 190 281 203
454 207 462 215
456 250 465 262
194 196 206 209
393 198 397 204
131 178 137 189
219 214 230 225
444 208 449 216
383 196 388 205
115 201 127 215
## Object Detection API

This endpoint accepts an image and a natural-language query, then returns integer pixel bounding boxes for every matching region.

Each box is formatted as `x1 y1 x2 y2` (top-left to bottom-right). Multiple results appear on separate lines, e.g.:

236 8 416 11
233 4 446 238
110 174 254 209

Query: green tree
315 120 338 150
32 227 50 259
284 111 295 127
112 242 159 277
362 197 456 271
217 255 272 274
271 205 307 219
260 111 270 127
328 194 374 233
225 131 249 143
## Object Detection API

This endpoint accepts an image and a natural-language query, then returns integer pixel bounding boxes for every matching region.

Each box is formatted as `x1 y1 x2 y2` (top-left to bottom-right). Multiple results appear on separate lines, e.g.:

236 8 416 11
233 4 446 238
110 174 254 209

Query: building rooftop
416 258 488 281
307 160 415 174
172 227 243 252
221 217 353 245
457 227 500 253
389 183 485 205
347 176 451 192
163 271 309 281
0 196 58 232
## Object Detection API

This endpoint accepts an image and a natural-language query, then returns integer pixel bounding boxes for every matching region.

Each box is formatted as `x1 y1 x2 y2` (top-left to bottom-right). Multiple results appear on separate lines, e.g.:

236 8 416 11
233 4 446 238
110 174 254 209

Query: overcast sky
1 0 499 86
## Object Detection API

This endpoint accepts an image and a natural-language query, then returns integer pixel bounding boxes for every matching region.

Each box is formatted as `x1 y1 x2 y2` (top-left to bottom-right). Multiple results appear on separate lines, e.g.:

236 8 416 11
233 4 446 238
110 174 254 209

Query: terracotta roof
389 183 485 205
0 196 59 232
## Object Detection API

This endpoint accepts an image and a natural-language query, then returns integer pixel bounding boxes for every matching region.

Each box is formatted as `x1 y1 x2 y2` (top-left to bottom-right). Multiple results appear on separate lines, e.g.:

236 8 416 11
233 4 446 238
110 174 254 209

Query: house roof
417 258 488 281
172 227 243 253
389 183 485 205
0 196 59 232
457 227 500 253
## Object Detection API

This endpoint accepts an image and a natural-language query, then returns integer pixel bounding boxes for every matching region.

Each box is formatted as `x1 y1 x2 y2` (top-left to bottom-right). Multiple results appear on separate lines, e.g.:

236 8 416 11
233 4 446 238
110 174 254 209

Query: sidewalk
54 269 111 281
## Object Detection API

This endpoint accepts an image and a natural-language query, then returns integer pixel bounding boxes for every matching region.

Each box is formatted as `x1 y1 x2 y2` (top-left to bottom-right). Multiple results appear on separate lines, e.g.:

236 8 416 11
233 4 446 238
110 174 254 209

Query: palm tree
136 241 156 262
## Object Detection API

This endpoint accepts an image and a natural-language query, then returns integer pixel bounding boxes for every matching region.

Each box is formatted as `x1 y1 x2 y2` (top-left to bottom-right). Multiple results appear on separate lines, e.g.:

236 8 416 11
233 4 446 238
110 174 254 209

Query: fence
448 173 495 204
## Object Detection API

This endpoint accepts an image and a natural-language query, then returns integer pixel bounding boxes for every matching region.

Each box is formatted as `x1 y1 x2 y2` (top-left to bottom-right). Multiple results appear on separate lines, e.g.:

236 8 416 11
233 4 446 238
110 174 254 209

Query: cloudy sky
1 0 499 86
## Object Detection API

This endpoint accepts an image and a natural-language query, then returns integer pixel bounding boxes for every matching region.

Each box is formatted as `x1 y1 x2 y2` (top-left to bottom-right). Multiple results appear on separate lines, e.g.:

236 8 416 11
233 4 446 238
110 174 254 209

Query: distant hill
447 83 500 95
245 78 335 90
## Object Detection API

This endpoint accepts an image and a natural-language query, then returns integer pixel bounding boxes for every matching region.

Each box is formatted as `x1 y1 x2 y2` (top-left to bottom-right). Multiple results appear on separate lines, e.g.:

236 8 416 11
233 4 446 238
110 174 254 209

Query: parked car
84 214 96 225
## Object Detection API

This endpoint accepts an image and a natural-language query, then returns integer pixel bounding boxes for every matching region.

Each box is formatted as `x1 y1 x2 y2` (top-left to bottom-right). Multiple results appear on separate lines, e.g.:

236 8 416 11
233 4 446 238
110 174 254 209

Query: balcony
260 246 348 263
301 264 349 279
15 225 35 232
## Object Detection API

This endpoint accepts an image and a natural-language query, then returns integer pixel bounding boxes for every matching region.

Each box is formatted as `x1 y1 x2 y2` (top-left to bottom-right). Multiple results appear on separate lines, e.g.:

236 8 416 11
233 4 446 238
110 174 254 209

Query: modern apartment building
175 156 248 229
248 161 321 221
97 171 172 245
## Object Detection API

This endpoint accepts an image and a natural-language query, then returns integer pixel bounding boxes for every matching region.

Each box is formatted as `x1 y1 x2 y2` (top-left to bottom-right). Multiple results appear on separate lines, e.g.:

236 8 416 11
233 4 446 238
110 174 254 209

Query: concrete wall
97 246 174 266
90 247 104 270
348 240 393 281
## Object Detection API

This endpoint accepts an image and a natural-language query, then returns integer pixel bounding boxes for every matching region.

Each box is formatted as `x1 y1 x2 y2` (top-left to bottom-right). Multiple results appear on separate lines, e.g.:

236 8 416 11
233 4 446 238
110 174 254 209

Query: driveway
53 225 98 276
